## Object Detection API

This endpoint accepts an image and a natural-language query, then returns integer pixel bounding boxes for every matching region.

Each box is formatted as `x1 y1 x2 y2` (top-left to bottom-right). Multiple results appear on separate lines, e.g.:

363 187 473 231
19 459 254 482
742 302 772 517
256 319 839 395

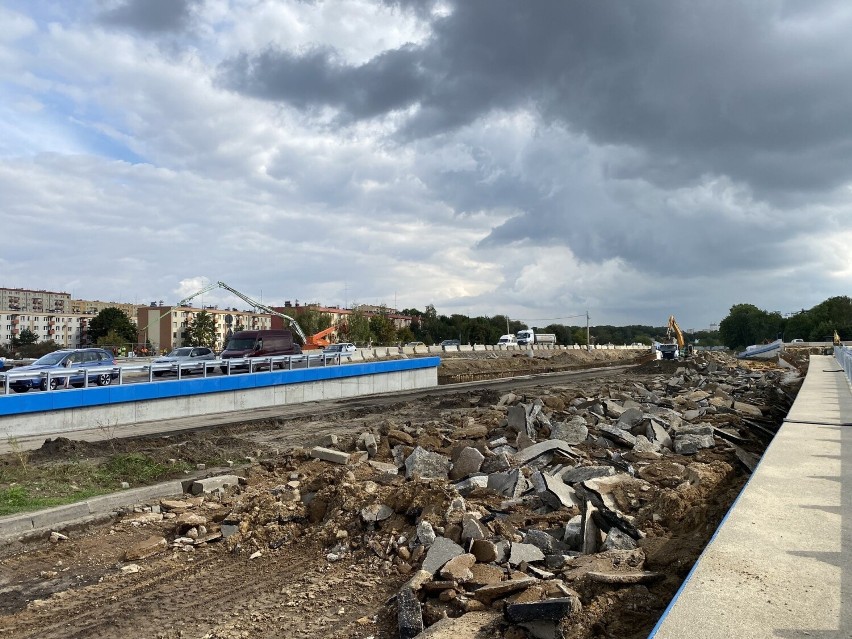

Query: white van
497 334 518 346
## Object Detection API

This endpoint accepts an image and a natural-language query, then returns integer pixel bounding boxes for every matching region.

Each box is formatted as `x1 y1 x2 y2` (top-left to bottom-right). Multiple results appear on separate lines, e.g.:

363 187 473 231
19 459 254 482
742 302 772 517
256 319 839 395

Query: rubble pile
115 352 799 639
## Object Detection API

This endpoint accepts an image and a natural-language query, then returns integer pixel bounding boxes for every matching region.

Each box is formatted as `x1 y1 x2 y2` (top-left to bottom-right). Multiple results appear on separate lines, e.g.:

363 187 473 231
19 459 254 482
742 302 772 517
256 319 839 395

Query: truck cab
516 329 534 345
656 343 679 360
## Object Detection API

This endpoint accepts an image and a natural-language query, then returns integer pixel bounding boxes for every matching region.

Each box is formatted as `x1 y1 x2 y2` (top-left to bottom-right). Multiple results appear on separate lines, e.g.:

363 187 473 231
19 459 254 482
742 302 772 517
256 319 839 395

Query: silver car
152 347 215 377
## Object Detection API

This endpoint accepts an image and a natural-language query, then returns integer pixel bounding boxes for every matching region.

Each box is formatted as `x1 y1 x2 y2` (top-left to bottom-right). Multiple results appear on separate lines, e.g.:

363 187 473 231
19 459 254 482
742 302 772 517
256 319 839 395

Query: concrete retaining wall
0 358 439 441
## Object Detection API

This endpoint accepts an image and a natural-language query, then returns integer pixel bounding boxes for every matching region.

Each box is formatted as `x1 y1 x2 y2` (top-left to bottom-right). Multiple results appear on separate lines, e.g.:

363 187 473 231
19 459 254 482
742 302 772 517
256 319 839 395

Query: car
791 338 804 343
7 348 118 392
323 343 357 358
439 339 461 347
220 329 302 373
151 347 215 377
404 341 425 347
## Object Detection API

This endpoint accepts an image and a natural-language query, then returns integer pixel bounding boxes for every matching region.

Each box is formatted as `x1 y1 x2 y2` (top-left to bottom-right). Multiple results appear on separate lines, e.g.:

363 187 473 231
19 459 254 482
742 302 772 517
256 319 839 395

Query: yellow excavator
659 315 691 360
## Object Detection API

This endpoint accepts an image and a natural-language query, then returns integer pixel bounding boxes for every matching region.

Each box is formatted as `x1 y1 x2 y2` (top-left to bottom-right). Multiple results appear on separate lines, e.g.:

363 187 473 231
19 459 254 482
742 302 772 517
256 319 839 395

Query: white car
323 343 357 358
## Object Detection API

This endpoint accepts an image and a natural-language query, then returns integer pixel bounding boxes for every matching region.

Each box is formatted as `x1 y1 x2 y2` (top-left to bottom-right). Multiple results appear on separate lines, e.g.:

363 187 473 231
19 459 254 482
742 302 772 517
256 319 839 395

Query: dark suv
8 348 119 392
439 339 461 347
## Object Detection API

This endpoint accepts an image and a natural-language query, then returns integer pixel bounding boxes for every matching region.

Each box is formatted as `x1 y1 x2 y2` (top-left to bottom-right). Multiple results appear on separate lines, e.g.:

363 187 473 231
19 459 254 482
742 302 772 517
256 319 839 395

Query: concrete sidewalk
650 355 852 638
0 480 185 546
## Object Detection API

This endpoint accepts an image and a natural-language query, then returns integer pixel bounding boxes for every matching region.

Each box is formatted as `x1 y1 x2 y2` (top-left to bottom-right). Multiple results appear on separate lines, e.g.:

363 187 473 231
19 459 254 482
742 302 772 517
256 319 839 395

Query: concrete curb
0 480 185 546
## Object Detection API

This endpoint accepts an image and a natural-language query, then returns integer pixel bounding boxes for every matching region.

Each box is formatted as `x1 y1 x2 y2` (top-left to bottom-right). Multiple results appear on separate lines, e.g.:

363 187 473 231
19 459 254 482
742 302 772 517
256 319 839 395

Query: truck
497 334 518 346
655 315 689 360
516 329 557 346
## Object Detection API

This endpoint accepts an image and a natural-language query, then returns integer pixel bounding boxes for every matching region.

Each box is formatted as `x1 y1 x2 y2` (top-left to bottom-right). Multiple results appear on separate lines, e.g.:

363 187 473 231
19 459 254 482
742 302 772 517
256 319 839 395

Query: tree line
719 296 852 349
9 295 846 358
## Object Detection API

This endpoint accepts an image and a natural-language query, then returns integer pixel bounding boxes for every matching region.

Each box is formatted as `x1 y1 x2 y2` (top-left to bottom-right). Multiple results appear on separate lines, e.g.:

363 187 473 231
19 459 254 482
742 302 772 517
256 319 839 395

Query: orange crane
306 325 337 349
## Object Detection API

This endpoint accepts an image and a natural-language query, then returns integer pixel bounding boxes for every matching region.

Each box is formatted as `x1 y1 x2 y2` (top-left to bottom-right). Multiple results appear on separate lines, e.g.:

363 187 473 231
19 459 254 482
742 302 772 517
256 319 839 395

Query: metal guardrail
835 346 852 384
0 352 348 395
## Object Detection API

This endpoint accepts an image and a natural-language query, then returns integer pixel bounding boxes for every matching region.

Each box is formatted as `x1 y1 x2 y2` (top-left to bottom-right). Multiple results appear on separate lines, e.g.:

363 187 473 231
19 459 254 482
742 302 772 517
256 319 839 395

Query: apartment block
0 286 140 348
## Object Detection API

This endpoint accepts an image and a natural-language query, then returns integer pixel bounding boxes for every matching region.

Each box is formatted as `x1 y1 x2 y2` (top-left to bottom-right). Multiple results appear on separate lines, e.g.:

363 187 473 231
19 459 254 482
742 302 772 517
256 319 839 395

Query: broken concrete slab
560 465 615 485
472 577 539 603
358 432 378 457
733 400 763 417
508 542 545 565
531 471 579 510
461 514 488 542
505 596 580 622
310 447 351 465
398 586 424 639
616 407 644 428
487 469 527 498
646 420 673 449
673 433 715 454
548 417 588 444
411 611 501 638
603 527 637 551
598 424 637 447
189 474 241 496
422 537 465 575
453 475 489 496
507 403 535 438
368 460 399 475
512 440 580 467
523 529 571 555
405 446 451 480
439 553 476 582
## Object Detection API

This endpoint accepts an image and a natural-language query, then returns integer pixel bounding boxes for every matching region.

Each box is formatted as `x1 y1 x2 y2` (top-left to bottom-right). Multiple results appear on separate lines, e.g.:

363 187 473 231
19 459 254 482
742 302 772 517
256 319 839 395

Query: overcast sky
2 0 851 330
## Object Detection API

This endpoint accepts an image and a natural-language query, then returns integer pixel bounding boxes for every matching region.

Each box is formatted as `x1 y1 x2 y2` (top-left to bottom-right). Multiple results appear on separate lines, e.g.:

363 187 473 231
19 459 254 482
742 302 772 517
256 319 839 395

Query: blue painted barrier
0 358 440 417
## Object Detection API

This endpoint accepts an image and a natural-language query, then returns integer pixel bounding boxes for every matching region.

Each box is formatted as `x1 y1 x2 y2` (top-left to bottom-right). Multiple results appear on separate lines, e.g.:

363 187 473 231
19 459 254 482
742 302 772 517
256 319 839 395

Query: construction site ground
0 348 807 639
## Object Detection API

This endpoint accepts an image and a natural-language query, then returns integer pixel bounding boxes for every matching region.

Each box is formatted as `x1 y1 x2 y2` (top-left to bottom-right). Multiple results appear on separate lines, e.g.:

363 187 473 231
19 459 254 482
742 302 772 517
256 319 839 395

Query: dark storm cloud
222 45 427 120
98 0 197 32
219 0 852 197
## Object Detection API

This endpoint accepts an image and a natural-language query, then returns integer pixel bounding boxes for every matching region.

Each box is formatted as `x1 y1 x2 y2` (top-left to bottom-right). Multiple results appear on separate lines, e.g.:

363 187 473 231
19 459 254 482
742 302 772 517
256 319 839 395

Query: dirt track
0 349 799 639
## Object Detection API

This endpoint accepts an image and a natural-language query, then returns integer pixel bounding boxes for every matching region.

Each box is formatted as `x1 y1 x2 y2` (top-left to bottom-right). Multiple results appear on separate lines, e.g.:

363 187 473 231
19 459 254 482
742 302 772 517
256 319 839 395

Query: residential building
0 286 140 348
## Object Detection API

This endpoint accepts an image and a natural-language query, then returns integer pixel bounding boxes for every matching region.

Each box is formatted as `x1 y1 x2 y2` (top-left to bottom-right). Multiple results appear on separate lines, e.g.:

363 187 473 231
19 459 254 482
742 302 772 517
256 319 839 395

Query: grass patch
0 453 194 517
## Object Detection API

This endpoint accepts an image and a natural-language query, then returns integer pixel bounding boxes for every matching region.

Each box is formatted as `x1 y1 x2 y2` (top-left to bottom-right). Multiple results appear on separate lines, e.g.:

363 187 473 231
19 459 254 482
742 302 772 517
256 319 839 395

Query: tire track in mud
0 540 402 639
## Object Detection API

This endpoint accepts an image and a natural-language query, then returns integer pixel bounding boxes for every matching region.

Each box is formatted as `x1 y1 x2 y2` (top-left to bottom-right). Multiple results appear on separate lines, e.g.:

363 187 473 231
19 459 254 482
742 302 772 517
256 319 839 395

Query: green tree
292 307 332 337
184 310 217 347
88 307 137 344
719 303 783 349
369 312 397 344
345 309 371 345
97 329 127 351
396 326 415 343
11 328 38 348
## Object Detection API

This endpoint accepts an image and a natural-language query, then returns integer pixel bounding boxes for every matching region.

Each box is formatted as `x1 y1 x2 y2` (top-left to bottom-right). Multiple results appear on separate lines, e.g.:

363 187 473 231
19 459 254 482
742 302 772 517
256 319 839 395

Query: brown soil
0 349 796 639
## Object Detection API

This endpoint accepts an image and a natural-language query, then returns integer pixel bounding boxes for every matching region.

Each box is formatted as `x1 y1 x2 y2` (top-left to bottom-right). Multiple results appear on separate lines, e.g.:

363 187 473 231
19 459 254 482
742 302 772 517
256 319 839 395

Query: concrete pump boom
213 281 308 344
140 281 313 347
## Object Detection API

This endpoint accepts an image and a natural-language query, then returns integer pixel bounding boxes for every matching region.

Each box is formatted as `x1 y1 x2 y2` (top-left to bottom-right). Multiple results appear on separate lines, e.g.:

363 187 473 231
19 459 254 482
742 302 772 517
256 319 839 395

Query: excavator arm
667 315 686 350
